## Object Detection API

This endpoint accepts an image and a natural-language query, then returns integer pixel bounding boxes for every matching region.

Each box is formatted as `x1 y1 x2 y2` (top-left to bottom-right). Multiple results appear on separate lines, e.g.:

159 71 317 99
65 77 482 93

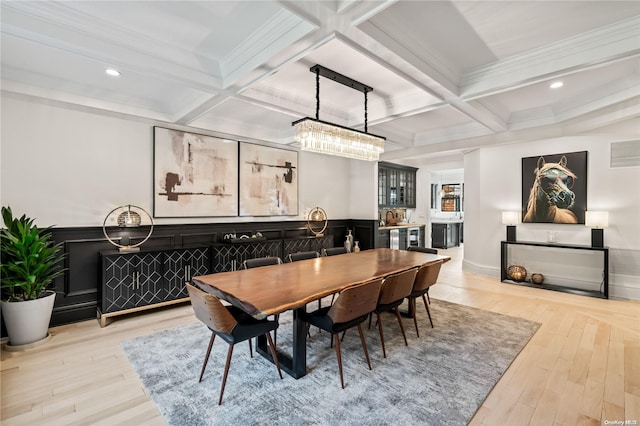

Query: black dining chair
186 284 283 405
243 256 282 269
406 246 438 303
406 246 439 255
286 251 320 262
408 260 443 336
322 247 348 304
242 256 283 344
286 251 325 311
302 278 383 389
370 268 419 358
322 247 348 256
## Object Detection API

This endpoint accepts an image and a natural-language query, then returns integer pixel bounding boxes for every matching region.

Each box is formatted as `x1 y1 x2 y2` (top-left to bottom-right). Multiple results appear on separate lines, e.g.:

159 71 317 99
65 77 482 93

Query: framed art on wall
239 143 298 216
153 127 239 217
521 150 587 224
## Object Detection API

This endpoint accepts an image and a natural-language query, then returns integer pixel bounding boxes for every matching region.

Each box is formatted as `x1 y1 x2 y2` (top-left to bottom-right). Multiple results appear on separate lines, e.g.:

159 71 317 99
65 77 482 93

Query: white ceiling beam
1 3 224 89
381 125 565 162
176 30 337 125
563 97 640 134
219 10 316 88
180 1 401 127
342 22 508 133
505 80 640 132
461 16 640 100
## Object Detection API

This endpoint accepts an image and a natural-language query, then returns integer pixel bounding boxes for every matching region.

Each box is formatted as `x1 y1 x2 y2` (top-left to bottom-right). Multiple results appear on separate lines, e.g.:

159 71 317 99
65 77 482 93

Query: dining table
192 247 450 379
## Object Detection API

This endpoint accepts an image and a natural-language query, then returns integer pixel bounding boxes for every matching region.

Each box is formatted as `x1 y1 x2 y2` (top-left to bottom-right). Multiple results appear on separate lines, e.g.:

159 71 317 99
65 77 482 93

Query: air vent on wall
611 140 640 168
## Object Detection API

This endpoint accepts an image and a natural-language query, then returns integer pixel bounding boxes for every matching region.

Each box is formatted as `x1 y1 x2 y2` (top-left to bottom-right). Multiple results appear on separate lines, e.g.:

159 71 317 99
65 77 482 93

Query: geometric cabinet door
101 252 164 313
163 247 211 299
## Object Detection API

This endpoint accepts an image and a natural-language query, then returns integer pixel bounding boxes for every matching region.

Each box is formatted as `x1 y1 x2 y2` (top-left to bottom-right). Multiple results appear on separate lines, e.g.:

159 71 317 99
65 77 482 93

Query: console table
501 240 609 299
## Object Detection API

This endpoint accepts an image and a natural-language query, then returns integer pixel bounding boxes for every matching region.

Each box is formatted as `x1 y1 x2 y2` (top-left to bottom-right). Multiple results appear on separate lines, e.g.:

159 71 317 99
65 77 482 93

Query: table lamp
502 211 520 242
103 204 154 252
585 211 608 248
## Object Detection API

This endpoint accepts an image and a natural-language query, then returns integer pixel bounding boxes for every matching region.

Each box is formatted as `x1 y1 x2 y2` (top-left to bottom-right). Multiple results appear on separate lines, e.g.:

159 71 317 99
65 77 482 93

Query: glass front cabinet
378 162 417 208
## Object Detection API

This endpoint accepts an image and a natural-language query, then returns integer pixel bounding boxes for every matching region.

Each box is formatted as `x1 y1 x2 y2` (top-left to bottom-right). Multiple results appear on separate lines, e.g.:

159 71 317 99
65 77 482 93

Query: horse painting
523 155 578 223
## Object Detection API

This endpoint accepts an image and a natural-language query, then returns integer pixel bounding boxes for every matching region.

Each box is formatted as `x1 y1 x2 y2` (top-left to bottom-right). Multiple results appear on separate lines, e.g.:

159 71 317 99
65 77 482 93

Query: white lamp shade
585 211 609 228
502 211 520 225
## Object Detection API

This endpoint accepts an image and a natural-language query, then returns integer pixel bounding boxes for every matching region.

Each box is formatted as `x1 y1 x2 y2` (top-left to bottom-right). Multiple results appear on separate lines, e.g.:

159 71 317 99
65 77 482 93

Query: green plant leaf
1 206 66 301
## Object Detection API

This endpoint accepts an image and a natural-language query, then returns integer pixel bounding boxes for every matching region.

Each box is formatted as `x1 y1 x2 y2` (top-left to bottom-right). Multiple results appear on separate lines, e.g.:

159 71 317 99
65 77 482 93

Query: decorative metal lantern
507 265 527 282
531 273 545 285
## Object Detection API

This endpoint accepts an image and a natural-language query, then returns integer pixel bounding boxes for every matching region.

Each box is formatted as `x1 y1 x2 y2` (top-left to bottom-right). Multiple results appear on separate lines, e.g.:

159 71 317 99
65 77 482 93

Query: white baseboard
461 260 639 301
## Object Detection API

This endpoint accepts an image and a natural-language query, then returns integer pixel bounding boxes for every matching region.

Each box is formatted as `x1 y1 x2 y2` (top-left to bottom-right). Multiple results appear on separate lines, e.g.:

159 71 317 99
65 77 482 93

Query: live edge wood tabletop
192 248 450 320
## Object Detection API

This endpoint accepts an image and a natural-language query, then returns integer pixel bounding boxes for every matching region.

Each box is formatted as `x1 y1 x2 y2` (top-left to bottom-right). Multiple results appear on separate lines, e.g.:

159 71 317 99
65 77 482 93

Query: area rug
122 299 539 425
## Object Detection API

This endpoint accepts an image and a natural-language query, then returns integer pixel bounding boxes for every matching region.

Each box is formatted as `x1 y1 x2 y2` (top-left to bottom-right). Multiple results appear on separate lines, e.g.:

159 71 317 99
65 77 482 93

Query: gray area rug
122 299 539 425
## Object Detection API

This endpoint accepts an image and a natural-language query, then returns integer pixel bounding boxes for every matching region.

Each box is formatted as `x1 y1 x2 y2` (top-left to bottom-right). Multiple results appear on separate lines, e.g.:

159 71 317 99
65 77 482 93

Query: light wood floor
2 246 639 425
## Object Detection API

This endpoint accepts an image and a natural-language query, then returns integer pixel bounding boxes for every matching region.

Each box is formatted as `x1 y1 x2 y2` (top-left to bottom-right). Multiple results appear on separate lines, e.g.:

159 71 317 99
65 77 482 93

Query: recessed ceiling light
105 68 121 77
549 81 563 89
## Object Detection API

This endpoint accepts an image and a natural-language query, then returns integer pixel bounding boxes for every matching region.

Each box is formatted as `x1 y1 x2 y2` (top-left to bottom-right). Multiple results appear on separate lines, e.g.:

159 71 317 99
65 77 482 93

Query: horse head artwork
523 155 578 223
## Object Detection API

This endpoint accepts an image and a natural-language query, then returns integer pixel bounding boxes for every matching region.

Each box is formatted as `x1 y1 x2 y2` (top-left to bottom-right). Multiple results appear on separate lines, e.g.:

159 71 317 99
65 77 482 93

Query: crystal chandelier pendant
293 118 385 161
292 65 386 161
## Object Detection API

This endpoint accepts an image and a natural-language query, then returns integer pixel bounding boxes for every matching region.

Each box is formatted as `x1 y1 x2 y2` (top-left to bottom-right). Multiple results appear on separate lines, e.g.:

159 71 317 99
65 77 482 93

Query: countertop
378 223 426 230
431 219 464 224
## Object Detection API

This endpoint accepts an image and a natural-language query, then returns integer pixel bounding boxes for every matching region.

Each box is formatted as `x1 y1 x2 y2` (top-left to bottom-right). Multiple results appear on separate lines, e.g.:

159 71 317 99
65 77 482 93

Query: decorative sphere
117 210 141 227
531 273 545 284
507 265 527 282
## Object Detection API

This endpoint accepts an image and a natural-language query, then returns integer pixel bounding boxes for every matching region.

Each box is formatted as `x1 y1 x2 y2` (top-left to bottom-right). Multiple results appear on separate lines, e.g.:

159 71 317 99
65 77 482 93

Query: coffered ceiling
2 1 638 165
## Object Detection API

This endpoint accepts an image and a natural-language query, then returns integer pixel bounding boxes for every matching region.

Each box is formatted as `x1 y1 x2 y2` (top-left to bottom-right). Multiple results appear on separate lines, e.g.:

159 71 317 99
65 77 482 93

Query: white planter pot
1 290 56 346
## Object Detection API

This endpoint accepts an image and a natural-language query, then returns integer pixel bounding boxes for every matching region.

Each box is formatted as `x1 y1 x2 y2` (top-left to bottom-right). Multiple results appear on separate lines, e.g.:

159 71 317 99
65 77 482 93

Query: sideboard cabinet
99 236 333 325
99 246 210 326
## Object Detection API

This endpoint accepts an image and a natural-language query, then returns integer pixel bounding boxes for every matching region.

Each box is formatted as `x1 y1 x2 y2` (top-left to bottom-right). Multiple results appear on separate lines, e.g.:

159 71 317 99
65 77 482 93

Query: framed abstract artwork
239 143 298 216
521 150 588 224
153 126 239 217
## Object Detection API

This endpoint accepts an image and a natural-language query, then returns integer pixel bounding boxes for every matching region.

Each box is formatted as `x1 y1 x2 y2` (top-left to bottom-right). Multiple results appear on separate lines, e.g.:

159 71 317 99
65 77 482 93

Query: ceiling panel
61 1 285 62
478 58 640 119
452 1 640 59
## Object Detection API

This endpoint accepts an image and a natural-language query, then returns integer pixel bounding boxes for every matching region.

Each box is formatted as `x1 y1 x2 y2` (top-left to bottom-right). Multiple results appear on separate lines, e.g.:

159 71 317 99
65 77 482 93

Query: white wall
349 160 377 220
5 92 636 298
1 92 361 226
462 137 640 300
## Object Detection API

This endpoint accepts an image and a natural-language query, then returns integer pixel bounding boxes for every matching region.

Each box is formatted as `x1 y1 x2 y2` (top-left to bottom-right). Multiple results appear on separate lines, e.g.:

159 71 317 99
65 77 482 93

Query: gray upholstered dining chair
186 284 283 405
408 260 443 336
302 278 383 389
370 268 419 358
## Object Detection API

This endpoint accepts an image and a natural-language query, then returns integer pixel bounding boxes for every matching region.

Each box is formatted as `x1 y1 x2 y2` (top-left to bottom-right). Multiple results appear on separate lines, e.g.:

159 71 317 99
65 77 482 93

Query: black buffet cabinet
99 235 333 326
99 246 210 326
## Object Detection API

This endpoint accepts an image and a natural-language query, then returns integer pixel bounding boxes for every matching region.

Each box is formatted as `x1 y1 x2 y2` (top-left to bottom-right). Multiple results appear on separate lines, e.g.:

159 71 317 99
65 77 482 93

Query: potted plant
1 206 65 346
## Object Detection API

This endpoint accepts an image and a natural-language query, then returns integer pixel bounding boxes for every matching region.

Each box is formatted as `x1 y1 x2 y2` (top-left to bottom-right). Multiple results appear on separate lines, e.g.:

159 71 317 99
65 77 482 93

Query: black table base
256 307 308 379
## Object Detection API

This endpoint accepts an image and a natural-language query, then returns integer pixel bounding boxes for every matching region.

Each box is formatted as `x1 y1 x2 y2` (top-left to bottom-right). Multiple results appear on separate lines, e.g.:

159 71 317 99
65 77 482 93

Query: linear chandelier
292 64 385 161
